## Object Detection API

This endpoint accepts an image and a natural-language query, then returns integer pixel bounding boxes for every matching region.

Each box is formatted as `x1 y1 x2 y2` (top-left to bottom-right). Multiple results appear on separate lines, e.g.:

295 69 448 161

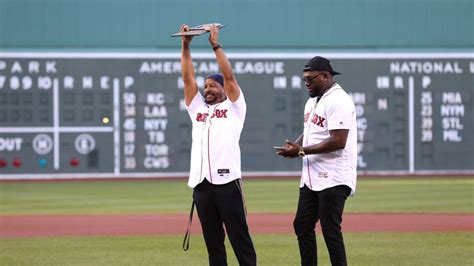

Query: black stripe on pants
193 178 257 266
293 185 351 266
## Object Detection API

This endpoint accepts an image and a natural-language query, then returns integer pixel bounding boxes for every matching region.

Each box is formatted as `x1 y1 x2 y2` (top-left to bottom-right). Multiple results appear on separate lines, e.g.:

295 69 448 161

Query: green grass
345 178 474 213
0 180 191 215
1 177 473 265
1 233 472 266
1 178 473 215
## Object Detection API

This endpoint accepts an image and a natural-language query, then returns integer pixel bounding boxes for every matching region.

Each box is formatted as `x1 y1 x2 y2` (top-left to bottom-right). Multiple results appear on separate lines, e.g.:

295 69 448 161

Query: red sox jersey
186 90 246 188
301 83 358 194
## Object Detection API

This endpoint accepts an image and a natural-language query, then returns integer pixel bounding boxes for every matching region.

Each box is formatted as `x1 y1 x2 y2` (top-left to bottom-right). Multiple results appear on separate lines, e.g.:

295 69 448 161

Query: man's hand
180 24 193 46
276 140 301 159
206 25 220 47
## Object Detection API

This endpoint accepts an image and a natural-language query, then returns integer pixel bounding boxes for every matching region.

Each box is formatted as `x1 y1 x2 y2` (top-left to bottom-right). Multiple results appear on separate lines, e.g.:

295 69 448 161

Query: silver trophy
171 23 225 37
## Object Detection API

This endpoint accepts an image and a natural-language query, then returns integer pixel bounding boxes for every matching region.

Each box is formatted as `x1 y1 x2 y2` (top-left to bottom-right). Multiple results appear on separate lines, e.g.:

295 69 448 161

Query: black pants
193 178 257 266
293 185 351 266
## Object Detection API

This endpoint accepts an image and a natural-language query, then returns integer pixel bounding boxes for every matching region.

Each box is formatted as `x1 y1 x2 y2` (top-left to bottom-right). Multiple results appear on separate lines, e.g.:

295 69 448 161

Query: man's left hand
276 140 300 159
206 25 220 47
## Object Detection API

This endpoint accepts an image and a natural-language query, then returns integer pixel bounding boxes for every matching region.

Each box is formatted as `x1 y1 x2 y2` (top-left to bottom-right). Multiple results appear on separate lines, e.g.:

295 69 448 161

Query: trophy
171 23 225 37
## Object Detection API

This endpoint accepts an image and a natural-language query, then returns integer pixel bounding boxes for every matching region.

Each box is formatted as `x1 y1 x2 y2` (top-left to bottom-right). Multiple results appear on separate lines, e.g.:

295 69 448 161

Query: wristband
212 43 222 51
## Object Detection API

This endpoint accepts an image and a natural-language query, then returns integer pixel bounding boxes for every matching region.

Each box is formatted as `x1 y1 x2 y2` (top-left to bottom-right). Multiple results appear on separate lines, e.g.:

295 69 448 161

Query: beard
308 85 323 98
205 91 219 104
205 94 216 104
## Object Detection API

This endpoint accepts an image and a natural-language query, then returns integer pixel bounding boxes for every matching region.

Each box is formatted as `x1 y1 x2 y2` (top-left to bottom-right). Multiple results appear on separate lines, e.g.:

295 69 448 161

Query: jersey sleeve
326 94 355 130
229 89 247 122
186 91 206 121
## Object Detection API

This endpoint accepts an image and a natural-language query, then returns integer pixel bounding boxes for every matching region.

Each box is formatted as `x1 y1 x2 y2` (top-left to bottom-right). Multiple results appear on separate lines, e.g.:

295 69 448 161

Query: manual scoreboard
0 53 472 178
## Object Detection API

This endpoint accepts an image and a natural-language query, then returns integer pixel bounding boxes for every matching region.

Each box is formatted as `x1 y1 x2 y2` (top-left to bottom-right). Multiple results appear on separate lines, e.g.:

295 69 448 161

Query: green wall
0 0 473 50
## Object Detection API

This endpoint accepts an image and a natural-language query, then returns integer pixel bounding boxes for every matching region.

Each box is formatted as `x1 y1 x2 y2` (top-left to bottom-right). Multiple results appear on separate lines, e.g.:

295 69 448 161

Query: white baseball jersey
301 83 358 194
186 90 246 188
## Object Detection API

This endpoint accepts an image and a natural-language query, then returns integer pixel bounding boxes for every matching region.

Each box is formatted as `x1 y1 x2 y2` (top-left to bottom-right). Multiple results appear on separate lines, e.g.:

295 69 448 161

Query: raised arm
180 24 199 106
207 26 241 102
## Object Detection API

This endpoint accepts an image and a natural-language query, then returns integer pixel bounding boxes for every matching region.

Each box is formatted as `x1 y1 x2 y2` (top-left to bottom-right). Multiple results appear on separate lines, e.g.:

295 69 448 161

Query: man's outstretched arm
207 25 241 102
180 24 198 106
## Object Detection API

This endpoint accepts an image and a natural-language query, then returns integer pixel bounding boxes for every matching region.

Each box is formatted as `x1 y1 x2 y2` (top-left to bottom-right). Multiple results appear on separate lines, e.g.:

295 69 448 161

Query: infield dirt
1 213 472 237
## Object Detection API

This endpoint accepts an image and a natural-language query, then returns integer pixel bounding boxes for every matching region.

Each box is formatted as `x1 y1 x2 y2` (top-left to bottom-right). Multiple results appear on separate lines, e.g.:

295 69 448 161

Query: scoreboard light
38 159 47 168
69 158 80 167
0 159 7 168
12 158 22 168
102 117 110 124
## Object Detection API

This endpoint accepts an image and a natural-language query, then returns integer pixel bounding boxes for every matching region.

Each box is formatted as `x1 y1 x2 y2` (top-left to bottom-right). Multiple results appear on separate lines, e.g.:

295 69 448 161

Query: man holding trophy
179 24 257 266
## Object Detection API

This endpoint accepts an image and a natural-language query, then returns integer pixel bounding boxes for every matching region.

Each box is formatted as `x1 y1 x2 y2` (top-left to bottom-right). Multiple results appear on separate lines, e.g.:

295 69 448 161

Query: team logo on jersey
304 113 326 127
211 109 228 118
196 109 229 122
196 113 209 122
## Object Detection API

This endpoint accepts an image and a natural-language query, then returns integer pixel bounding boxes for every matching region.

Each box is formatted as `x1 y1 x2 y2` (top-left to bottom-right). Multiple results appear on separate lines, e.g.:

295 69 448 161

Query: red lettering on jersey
218 109 228 118
310 113 326 127
196 113 209 122
304 113 310 123
211 109 228 119
316 116 326 127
